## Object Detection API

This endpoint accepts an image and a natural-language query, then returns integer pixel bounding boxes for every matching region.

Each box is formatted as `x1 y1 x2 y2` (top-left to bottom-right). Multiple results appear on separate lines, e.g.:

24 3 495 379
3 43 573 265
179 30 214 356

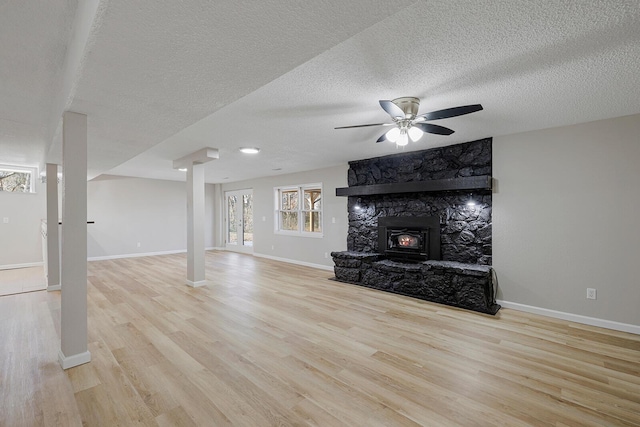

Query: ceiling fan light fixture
335 97 482 146
408 126 424 142
385 127 400 142
396 129 409 147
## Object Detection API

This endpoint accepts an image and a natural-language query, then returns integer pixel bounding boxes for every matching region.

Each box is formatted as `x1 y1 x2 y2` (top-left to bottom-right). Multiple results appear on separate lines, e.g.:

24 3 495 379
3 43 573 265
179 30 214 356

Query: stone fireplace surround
331 138 500 315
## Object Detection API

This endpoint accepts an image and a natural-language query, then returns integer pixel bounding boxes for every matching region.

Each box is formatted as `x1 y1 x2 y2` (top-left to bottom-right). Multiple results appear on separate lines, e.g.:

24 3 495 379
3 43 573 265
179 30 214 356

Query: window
0 165 37 193
275 184 322 236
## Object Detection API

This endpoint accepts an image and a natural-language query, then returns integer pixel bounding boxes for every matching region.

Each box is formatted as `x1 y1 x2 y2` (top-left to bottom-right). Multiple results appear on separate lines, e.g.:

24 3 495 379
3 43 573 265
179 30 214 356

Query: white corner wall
0 189 46 268
493 113 640 327
221 164 348 269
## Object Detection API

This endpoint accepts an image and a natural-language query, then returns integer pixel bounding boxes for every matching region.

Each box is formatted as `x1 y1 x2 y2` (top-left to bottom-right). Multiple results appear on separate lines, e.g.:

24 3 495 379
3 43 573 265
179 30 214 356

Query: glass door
225 189 253 253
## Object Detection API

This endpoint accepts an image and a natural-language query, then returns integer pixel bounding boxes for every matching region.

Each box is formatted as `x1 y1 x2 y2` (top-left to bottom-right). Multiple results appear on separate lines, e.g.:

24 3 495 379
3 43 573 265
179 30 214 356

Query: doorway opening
224 189 253 253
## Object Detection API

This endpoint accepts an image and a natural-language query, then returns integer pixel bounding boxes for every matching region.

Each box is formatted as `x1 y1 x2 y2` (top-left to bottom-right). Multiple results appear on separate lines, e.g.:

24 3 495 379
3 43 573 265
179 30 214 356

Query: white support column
174 147 217 287
186 163 206 287
212 183 224 249
46 163 61 291
59 111 91 370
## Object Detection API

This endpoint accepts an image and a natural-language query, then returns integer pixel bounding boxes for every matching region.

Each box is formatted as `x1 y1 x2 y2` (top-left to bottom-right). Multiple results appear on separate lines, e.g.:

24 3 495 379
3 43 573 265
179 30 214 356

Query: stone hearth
331 251 499 315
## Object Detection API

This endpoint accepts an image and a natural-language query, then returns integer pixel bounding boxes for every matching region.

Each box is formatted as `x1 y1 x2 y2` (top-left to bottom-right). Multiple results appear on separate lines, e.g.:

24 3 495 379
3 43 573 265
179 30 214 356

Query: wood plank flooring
0 266 45 296
1 251 639 426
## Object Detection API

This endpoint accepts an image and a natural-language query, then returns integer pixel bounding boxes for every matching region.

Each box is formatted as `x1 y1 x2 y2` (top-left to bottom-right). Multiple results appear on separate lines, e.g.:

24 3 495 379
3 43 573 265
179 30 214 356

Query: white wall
0 173 222 266
0 188 46 268
87 175 217 258
493 113 640 326
221 164 349 269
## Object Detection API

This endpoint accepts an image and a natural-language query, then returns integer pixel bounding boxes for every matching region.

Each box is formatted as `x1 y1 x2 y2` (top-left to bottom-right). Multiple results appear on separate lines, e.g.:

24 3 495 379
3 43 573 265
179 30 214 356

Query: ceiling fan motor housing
392 97 420 119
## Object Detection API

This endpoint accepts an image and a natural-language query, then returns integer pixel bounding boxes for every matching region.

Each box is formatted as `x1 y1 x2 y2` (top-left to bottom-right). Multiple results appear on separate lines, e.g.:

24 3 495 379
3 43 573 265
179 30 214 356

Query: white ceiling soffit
108 0 640 183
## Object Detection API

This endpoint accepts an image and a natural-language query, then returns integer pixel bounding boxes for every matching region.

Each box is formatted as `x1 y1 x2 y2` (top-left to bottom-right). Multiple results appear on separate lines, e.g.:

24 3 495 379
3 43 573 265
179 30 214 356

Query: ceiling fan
335 97 483 146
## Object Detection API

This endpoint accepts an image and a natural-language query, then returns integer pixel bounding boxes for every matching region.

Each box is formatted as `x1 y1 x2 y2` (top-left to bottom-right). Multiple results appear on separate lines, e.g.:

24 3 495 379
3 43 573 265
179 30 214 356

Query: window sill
275 230 324 238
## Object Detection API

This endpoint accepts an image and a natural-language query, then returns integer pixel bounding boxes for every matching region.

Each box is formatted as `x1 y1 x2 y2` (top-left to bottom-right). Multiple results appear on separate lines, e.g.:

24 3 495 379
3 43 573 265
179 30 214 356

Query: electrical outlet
137 242 141 248
2 217 8 224
586 288 597 300
324 252 329 259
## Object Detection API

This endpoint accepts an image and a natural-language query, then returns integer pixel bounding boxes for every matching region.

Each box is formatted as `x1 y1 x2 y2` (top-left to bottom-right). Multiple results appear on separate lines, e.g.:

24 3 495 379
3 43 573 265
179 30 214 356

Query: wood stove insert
378 216 441 262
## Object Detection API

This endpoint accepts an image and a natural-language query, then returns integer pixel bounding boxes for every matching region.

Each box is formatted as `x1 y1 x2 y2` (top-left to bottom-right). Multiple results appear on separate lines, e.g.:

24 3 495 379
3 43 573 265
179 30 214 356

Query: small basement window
0 164 37 193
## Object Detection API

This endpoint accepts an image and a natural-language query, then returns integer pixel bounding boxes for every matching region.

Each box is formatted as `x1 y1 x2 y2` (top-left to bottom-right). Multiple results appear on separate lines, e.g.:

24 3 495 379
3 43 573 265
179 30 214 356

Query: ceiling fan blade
418 104 483 121
334 123 392 129
413 122 455 135
376 132 388 143
379 100 405 119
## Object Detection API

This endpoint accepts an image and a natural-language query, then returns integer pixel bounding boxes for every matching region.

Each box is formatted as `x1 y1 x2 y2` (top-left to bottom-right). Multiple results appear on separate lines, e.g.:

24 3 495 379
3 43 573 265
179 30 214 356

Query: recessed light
239 147 260 154
178 168 188 172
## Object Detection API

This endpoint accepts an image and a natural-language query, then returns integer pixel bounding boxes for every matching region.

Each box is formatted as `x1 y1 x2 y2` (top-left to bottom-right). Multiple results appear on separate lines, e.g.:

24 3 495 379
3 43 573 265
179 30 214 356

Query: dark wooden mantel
335 175 492 197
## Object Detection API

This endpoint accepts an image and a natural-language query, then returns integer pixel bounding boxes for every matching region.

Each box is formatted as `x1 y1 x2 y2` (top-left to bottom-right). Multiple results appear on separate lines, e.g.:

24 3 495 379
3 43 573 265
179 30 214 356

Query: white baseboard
47 285 61 291
88 247 221 262
58 349 91 370
253 252 334 271
88 249 187 262
0 261 44 270
497 300 640 335
186 279 206 288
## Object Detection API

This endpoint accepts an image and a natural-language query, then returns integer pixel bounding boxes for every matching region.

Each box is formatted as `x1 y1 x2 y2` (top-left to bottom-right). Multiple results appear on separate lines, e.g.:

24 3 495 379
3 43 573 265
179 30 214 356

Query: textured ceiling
1 0 640 182
0 0 77 166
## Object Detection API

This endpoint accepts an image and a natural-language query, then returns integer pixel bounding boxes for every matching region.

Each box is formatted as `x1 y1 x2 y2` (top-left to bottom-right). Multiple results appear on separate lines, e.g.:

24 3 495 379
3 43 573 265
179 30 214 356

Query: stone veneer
347 138 492 265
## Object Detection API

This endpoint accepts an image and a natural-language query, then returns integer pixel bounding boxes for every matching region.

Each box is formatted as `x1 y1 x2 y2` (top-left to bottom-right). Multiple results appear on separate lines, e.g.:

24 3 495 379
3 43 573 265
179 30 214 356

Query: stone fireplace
331 138 500 315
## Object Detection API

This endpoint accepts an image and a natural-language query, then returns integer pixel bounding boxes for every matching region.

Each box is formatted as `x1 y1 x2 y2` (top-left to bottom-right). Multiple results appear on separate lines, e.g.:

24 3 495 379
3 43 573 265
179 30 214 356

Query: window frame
0 164 38 194
274 183 323 238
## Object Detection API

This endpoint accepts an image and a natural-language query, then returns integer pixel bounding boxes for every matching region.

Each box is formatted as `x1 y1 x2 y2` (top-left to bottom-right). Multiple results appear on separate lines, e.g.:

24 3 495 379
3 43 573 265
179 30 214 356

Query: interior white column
213 183 224 248
59 111 91 369
46 163 61 291
186 163 206 287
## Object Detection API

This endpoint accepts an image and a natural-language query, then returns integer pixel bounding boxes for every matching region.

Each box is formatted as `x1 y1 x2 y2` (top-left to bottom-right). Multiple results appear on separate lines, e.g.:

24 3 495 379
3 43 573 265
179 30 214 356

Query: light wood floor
0 265 45 296
1 251 639 426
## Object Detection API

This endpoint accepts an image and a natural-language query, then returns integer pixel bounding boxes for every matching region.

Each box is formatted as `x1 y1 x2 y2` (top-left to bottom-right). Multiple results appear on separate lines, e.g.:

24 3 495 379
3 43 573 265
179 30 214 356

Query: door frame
224 189 253 254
